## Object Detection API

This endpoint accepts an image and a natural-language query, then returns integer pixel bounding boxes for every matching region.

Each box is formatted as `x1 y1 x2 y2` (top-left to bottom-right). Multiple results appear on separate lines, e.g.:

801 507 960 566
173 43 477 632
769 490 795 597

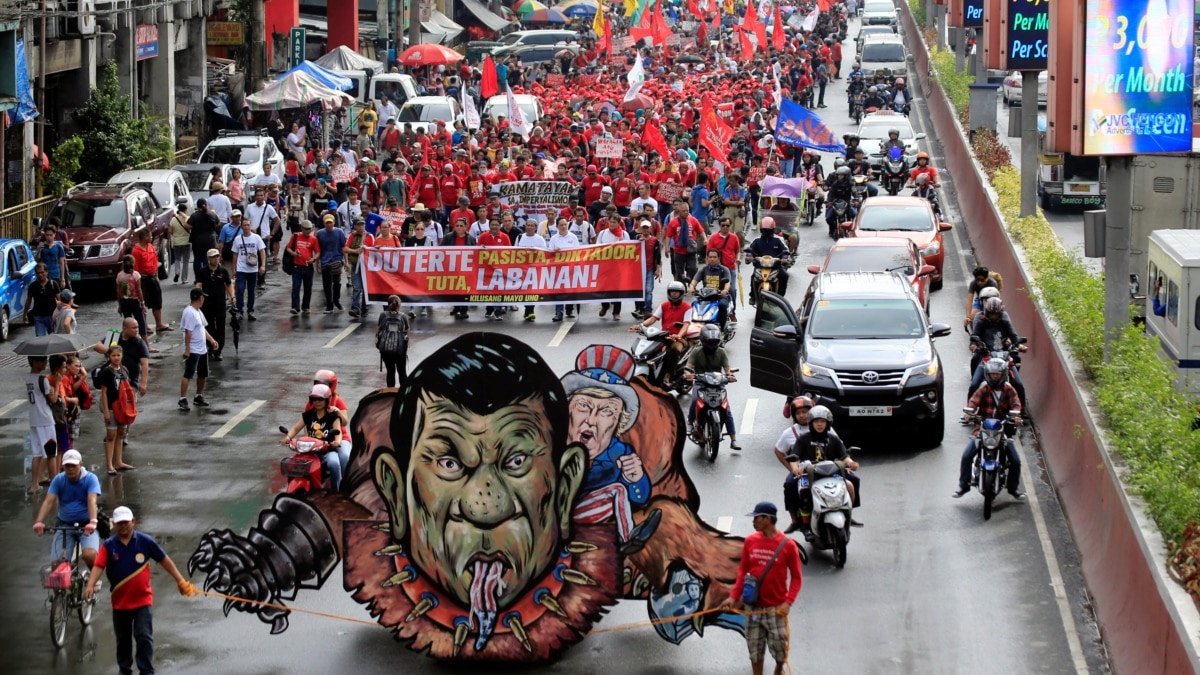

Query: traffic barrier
898 4 1200 673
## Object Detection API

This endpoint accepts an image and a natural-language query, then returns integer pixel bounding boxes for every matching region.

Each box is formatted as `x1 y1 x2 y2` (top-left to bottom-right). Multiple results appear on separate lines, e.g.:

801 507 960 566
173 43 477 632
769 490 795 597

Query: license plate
68 271 81 281
848 406 892 416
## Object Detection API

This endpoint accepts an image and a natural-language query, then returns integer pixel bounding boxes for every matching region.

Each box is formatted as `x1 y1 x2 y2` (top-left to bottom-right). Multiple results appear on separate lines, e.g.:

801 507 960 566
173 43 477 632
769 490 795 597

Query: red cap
587 164 598 172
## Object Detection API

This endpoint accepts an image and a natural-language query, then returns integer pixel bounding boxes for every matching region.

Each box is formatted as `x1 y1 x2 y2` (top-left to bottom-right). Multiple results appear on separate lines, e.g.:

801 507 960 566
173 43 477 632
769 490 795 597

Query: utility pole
250 0 267 91
1019 70 1038 217
408 0 421 51
954 25 966 72
1103 158 1133 358
378 0 392 58
935 2 946 51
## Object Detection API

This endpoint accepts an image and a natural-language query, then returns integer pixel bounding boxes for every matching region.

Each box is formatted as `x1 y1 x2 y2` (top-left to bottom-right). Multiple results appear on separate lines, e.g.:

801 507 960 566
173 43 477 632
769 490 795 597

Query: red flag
742 1 766 48
687 0 701 17
642 122 670 160
772 6 785 51
629 7 654 44
736 27 754 61
711 7 720 36
481 55 499 100
651 0 672 46
602 17 612 57
817 0 832 10
699 96 734 166
696 16 708 45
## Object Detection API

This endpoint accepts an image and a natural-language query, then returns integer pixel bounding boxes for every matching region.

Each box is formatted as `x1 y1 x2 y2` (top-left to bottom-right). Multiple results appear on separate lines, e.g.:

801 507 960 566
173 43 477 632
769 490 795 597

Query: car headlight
903 360 938 381
924 360 938 377
98 244 121 257
921 240 941 256
800 362 835 380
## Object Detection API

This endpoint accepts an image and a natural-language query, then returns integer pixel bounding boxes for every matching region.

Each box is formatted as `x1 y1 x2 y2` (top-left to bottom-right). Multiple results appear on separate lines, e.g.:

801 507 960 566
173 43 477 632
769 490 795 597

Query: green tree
44 136 83 197
69 62 171 183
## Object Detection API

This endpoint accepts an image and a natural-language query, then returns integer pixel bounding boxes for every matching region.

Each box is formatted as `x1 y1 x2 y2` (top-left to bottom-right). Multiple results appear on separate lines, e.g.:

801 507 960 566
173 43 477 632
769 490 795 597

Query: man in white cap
86 505 197 675
33 449 101 569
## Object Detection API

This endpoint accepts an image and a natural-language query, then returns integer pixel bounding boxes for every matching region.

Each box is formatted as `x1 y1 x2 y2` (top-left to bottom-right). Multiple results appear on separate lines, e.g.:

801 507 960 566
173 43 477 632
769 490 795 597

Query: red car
850 196 952 290
807 237 936 314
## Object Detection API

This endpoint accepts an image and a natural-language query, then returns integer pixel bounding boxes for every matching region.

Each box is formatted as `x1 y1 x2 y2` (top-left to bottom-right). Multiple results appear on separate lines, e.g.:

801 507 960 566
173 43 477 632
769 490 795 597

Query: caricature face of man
378 391 584 608
567 392 624 460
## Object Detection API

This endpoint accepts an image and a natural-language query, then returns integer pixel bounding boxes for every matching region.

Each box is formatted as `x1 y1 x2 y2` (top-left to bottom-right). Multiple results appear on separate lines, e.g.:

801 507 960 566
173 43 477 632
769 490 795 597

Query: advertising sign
206 21 245 46
1001 0 1049 71
1082 0 1196 155
135 24 158 61
289 27 306 69
361 243 646 305
964 0 985 26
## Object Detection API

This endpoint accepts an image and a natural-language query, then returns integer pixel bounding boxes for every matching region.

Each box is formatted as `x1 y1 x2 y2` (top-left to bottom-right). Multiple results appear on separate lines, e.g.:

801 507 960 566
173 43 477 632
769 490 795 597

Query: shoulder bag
741 536 790 606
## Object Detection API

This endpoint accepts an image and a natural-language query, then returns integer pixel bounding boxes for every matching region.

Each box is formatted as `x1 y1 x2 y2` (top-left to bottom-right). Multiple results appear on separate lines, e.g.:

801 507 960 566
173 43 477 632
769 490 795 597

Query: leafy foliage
970 127 1012 180
69 63 172 183
909 0 927 26
44 137 83 197
928 46 971 121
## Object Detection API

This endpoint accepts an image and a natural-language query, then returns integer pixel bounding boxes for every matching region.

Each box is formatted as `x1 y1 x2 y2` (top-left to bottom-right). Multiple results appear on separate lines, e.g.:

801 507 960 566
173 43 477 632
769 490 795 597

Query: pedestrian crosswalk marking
0 398 23 418
324 323 361 349
548 321 574 347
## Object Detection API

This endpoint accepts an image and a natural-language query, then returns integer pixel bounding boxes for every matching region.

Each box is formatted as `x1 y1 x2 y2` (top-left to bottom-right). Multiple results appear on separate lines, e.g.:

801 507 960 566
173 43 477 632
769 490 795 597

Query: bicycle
42 524 97 648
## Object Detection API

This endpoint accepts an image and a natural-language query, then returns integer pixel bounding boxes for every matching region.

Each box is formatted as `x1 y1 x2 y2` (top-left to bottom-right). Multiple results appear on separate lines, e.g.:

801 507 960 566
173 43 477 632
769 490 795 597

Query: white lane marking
740 398 759 436
210 400 266 439
1018 438 1089 674
716 516 734 533
0 398 25 418
908 84 972 268
548 321 574 347
323 323 361 349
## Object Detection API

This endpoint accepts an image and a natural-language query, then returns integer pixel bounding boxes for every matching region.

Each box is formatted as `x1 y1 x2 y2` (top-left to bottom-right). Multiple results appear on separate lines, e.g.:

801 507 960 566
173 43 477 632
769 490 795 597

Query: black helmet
700 324 722 352
836 165 852 176
844 133 859 143
790 395 815 416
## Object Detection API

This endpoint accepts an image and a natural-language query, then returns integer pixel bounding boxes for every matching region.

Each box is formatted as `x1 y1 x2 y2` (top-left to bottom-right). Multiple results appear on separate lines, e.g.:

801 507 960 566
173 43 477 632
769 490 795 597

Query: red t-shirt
665 216 705 254
95 531 167 611
415 176 439 206
130 244 158 277
466 176 490 206
729 531 803 608
449 207 475 227
707 231 741 270
289 232 320 267
478 231 511 247
582 175 609 204
438 174 464 206
611 178 634 207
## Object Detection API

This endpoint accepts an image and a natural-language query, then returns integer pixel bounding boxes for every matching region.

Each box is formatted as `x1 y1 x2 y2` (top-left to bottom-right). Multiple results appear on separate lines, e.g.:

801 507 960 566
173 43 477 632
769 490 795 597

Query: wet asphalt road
0 18 1110 675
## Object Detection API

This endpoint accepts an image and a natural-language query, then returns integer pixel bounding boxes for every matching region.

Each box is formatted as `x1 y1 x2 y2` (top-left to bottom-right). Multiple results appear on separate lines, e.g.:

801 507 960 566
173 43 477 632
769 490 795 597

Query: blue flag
773 99 846 155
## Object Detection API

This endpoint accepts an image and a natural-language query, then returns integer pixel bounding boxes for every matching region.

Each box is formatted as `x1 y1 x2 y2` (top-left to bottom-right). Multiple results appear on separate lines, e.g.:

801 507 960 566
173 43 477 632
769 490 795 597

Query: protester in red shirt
610 167 635 215
465 164 491 207
448 197 476 229
581 165 609 204
437 163 464 221
286 220 321 313
664 199 707 282
707 217 742 272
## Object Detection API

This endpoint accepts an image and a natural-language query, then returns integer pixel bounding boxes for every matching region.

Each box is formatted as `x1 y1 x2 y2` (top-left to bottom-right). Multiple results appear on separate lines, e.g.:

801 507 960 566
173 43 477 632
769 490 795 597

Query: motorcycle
882 148 909 196
631 324 694 396
690 370 736 462
830 199 855 240
961 408 1022 520
848 95 865 124
851 175 870 209
795 456 856 567
911 186 942 216
802 182 821 227
277 425 332 495
691 287 737 346
969 335 1028 408
746 251 792 307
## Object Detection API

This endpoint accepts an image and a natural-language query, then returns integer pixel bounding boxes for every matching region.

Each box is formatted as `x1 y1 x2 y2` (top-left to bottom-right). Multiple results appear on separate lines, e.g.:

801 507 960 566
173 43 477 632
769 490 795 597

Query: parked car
108 169 192 213
849 196 952 290
172 163 232 207
493 44 579 65
197 129 285 183
490 29 579 53
1001 70 1048 107
482 94 544 124
397 96 463 134
806 237 935 314
749 272 953 447
0 238 36 341
858 34 907 79
46 183 174 284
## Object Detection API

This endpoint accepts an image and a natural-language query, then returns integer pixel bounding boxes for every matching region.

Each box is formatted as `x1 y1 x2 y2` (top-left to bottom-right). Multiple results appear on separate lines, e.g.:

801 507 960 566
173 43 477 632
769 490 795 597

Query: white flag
801 8 818 32
506 83 531 141
772 71 782 110
461 86 481 131
624 57 646 102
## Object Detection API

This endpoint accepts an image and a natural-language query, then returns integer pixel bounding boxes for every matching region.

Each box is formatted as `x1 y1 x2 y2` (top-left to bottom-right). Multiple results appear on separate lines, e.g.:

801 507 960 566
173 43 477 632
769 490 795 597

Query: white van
332 72 420 108
482 94 544 124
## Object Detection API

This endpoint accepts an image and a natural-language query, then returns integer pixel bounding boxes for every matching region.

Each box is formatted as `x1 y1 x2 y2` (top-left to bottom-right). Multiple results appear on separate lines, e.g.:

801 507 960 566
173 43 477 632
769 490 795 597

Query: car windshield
485 101 538 121
825 247 914 274
200 145 260 165
861 42 905 62
499 33 524 45
859 28 890 39
399 102 452 122
857 205 933 232
809 299 924 339
864 1 893 12
180 171 212 191
859 118 915 139
53 198 129 229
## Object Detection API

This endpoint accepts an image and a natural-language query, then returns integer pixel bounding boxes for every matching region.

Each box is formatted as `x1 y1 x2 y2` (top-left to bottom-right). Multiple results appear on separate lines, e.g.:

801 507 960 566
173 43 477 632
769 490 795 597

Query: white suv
197 130 286 183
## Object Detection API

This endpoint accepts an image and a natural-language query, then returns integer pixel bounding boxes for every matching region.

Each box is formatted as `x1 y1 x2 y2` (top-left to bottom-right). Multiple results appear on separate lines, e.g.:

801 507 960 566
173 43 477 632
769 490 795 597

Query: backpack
376 313 408 357
109 370 138 425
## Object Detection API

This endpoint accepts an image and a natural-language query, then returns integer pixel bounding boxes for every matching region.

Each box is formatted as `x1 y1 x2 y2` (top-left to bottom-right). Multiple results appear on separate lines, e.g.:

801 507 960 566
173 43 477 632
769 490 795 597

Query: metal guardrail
0 147 197 242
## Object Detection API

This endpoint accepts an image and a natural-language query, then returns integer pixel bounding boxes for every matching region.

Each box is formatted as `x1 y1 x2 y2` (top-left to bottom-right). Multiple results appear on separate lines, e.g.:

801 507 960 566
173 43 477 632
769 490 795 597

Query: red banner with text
361 243 646 305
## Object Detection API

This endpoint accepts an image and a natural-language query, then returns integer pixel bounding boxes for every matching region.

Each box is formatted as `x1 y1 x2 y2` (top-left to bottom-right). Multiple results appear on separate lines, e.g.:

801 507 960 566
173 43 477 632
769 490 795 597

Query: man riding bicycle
33 449 102 569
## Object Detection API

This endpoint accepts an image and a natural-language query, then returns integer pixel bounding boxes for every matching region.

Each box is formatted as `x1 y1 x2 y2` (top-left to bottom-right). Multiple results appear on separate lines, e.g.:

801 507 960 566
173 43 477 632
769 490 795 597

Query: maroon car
47 183 173 283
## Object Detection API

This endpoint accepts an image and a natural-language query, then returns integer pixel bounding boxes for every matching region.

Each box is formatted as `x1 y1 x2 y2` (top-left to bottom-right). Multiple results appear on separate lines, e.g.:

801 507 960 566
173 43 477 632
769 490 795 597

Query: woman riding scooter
787 406 860 542
281 384 344 491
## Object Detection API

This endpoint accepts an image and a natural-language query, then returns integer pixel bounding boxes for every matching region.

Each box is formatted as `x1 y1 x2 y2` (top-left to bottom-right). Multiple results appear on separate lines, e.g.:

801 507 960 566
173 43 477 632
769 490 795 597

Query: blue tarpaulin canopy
275 61 354 92
7 38 38 124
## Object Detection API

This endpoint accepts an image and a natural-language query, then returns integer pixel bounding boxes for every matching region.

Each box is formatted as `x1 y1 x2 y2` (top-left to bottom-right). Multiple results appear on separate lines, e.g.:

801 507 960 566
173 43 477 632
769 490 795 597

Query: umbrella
513 0 548 13
228 307 242 354
674 54 704 64
556 0 598 17
13 333 90 356
522 8 569 22
396 43 465 67
619 93 655 112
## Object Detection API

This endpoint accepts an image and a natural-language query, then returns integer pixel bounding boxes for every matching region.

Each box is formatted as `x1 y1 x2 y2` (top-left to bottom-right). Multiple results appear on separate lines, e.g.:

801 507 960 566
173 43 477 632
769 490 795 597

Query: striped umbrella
556 0 599 17
512 0 548 14
522 7 569 22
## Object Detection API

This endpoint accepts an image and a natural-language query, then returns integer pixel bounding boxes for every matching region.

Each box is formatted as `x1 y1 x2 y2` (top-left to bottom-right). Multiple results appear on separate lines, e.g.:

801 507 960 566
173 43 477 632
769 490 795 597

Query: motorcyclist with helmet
281 383 344 491
968 297 1027 411
862 85 886 111
890 77 911 113
910 174 941 216
688 248 733 332
954 359 1024 500
308 369 352 473
847 147 879 196
842 133 863 157
683 324 740 450
786 405 860 542
631 280 695 384
798 150 826 219
824 166 857 238
881 128 906 154
776 396 863 533
746 218 792 296
906 152 940 187
846 68 866 97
